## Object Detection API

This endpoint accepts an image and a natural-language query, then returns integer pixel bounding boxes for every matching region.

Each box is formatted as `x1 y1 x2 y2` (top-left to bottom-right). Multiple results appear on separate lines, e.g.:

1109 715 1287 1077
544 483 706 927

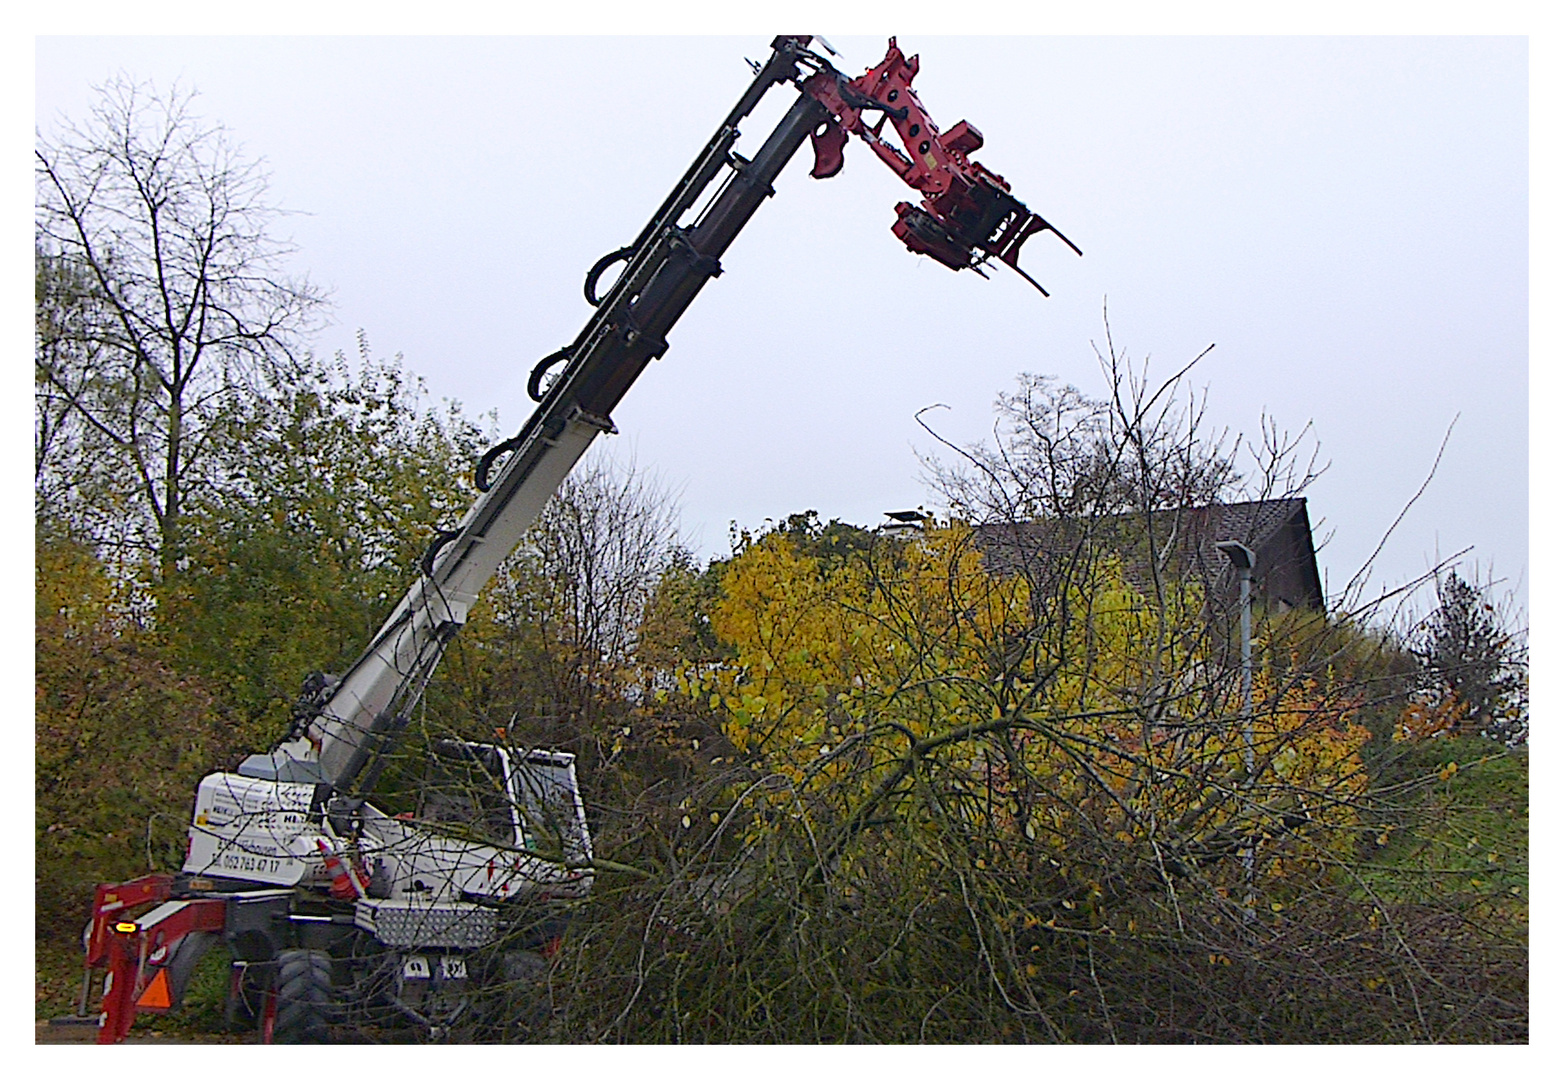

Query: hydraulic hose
584 245 636 307
526 348 571 403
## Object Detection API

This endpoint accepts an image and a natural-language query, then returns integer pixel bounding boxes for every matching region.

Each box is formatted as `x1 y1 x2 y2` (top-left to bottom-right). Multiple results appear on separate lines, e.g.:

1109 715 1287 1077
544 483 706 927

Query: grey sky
35 35 1528 624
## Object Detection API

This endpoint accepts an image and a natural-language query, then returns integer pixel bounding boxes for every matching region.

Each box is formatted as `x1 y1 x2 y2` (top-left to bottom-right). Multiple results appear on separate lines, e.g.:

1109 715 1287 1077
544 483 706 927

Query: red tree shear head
801 37 1081 294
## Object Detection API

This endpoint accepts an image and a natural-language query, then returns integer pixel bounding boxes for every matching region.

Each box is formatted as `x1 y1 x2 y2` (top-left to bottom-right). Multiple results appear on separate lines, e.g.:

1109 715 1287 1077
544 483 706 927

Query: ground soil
36 1018 243 1044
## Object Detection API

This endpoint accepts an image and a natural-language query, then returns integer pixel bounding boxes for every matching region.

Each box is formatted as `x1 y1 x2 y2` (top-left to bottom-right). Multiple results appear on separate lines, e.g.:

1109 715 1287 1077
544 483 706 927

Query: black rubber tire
272 949 335 1044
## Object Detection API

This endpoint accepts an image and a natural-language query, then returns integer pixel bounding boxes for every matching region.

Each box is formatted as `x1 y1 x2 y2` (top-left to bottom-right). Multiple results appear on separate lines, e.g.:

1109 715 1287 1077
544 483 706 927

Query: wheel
267 950 335 1044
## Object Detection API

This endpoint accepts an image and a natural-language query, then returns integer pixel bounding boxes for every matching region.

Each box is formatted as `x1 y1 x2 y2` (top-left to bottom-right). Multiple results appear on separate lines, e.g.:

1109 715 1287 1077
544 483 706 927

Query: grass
1358 736 1528 910
35 938 89 1023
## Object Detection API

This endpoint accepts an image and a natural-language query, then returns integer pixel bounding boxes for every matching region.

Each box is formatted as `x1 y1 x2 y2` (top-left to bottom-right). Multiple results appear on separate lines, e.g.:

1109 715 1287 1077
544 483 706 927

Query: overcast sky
34 34 1528 624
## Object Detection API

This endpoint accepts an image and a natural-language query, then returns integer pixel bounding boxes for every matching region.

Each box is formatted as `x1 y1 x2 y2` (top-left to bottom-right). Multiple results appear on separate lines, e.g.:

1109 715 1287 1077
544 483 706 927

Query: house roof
971 497 1324 611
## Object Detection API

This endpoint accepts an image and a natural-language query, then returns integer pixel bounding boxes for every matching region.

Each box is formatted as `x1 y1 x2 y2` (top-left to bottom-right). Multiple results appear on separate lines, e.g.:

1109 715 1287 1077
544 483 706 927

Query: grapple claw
802 38 1078 292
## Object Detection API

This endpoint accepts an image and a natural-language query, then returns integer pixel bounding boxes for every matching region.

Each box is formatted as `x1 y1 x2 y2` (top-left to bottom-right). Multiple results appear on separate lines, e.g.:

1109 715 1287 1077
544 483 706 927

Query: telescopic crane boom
247 35 1079 798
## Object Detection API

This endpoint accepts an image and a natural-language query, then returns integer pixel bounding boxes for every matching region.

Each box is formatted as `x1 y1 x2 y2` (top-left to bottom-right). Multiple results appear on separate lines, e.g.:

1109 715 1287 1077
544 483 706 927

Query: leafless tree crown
36 76 326 565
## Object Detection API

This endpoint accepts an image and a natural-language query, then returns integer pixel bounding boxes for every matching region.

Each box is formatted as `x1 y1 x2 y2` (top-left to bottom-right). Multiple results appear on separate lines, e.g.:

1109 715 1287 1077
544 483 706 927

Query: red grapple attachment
801 37 1080 294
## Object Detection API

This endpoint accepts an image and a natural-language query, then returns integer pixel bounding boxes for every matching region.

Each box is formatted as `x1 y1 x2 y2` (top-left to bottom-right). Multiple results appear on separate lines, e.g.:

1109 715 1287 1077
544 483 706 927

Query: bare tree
35 76 325 569
34 249 107 514
919 351 1244 526
446 449 685 740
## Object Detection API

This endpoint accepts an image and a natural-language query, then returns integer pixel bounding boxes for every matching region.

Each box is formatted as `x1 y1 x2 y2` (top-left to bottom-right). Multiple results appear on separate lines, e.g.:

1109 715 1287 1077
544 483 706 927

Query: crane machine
76 35 1078 1044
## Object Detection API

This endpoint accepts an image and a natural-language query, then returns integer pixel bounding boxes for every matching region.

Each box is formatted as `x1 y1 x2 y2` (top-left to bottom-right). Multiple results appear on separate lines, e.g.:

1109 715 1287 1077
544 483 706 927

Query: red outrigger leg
85 874 228 1043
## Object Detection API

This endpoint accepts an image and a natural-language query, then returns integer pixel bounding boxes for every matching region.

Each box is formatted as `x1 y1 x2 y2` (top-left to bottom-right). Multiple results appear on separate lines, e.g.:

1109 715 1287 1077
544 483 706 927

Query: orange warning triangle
137 968 173 1010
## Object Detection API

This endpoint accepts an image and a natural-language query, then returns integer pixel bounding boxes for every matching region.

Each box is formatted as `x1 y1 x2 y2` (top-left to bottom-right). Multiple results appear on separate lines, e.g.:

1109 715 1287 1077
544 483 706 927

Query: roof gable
972 497 1323 611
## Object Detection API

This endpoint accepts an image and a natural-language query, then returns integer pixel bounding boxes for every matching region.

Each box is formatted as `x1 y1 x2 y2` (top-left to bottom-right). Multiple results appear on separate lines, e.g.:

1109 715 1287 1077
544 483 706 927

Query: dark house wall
1184 499 1325 613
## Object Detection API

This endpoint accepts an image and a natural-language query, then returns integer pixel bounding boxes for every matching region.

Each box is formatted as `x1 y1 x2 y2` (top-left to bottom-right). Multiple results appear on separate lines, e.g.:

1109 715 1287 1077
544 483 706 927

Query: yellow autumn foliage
692 522 1369 882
